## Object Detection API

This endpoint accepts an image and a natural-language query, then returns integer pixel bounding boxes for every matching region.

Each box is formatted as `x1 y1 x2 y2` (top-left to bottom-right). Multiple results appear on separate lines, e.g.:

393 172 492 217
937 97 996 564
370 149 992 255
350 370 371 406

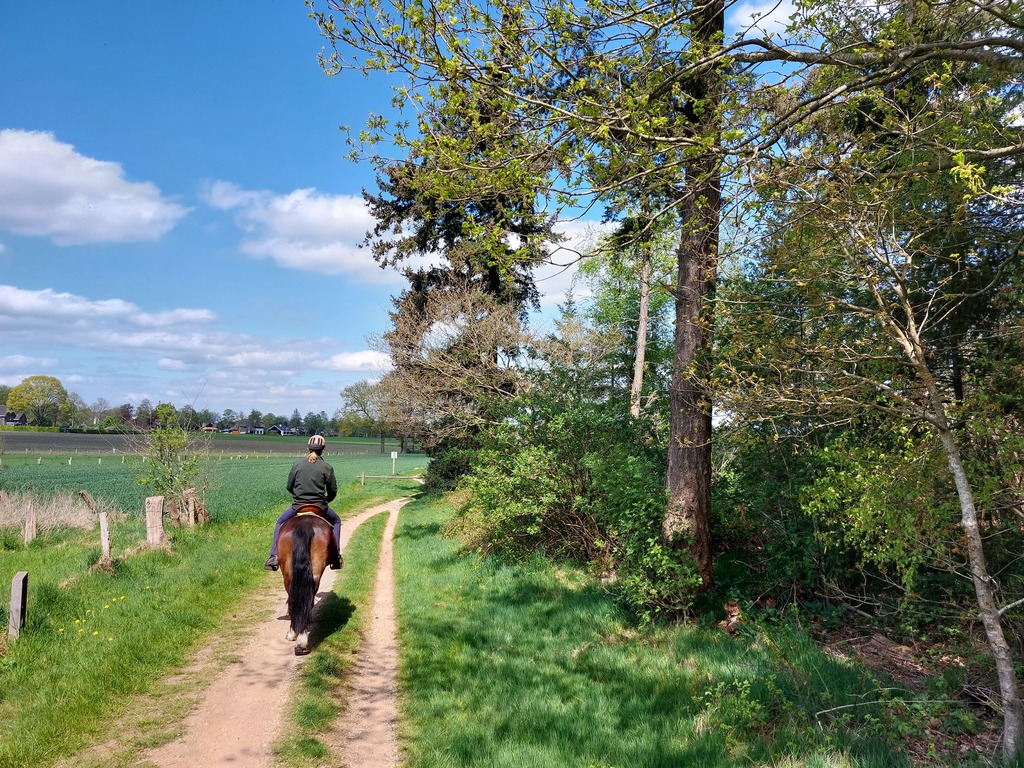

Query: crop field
0 451 427 524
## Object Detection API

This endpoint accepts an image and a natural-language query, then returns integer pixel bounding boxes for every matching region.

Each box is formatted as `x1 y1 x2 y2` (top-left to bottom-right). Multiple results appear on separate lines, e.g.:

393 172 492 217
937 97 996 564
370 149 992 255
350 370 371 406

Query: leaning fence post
9 572 27 639
146 496 166 546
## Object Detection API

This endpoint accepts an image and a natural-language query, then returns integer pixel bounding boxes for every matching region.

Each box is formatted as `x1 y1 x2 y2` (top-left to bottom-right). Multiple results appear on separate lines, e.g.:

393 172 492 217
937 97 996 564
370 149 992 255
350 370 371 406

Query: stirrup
264 555 279 571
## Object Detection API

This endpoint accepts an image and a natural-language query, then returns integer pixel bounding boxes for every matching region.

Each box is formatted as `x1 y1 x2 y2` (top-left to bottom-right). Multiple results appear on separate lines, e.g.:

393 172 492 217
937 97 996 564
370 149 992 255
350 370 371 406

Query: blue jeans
269 505 341 557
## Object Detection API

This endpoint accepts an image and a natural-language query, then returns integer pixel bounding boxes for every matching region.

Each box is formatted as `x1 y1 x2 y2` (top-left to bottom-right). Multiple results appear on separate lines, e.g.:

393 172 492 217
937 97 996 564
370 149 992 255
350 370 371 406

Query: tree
219 409 238 429
717 37 1024 744
7 376 69 426
193 408 216 428
135 398 155 430
89 397 111 427
247 409 263 430
62 392 90 429
0 384 10 405
288 409 303 429
375 275 530 453
341 381 390 451
304 410 328 436
138 403 207 527
578 219 677 418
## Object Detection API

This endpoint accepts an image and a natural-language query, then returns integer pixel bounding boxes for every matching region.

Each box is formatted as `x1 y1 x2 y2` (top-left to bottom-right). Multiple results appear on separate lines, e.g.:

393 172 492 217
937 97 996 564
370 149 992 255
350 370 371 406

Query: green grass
393 494 910 768
1 456 926 767
0 452 426 524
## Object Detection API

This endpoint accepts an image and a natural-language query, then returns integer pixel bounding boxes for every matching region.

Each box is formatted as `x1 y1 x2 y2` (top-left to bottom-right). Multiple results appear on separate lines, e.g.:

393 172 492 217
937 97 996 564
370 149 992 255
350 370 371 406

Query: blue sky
0 1 433 419
0 0 788 420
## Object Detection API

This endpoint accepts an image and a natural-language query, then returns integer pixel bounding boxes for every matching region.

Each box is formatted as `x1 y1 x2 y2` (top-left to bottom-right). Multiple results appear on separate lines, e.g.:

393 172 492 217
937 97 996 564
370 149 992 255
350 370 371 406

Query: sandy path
333 499 404 768
142 499 407 768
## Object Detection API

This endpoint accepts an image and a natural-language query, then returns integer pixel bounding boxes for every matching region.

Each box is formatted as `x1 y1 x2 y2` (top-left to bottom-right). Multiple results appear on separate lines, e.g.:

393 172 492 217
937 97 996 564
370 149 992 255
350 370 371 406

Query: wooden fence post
78 491 111 565
146 496 166 546
23 500 36 545
9 571 27 639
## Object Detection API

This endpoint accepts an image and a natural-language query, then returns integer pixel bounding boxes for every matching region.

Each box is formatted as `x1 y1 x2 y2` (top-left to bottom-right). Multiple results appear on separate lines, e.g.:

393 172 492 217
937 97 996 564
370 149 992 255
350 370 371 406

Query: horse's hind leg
294 630 310 655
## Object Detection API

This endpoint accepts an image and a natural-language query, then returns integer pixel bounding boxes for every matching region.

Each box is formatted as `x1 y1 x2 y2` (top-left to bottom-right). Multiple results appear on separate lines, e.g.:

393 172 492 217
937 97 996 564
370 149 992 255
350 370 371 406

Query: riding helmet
308 434 326 450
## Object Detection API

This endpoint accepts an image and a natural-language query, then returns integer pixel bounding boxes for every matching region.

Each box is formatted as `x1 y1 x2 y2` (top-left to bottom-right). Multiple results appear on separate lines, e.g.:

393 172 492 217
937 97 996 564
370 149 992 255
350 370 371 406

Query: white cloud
0 285 215 328
317 350 391 372
0 283 389 412
0 130 190 244
533 219 613 309
0 354 57 372
157 358 191 371
202 180 390 281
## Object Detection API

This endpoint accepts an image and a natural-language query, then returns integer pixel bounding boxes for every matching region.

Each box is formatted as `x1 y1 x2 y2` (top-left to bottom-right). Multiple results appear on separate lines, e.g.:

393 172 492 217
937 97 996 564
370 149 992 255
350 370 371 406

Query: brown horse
277 506 335 655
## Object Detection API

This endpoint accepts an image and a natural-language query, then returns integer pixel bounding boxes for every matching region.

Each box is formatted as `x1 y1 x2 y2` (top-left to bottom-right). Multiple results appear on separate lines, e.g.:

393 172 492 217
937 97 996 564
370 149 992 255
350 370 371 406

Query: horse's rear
277 513 333 655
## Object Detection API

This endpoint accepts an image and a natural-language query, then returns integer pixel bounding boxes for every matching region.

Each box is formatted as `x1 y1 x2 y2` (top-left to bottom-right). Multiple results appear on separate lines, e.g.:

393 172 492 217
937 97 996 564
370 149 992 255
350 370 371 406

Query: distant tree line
0 376 403 451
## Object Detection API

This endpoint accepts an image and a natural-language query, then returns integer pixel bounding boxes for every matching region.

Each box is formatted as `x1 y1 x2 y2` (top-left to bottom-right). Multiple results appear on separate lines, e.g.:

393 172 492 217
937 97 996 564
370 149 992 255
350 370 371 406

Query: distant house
249 426 265 435
200 424 218 432
269 425 295 436
0 406 27 426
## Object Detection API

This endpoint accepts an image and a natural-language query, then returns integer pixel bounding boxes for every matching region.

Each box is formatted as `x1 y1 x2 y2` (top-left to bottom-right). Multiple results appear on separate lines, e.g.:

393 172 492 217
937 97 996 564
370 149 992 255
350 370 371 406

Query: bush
447 372 701 620
422 447 475 492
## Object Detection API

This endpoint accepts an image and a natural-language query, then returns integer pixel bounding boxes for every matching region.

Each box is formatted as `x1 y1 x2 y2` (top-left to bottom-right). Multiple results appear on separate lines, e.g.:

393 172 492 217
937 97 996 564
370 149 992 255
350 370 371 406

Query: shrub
447 375 700 620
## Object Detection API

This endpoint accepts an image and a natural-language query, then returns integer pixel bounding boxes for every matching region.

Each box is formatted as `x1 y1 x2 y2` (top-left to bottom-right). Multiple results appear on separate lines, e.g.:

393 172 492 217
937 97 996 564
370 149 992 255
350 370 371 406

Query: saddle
295 503 329 519
293 504 341 567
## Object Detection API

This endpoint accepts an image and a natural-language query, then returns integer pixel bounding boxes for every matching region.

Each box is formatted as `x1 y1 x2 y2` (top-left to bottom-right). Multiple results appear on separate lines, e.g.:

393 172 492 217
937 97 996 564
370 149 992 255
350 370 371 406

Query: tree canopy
6 376 69 427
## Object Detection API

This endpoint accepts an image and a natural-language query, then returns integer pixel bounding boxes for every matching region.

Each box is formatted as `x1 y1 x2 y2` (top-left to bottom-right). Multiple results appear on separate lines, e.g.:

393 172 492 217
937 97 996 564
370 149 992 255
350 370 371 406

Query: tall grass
394 494 910 768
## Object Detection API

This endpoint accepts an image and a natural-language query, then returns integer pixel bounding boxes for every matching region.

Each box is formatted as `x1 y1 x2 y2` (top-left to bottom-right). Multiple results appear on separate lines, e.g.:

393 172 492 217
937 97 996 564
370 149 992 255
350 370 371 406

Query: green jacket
287 456 338 509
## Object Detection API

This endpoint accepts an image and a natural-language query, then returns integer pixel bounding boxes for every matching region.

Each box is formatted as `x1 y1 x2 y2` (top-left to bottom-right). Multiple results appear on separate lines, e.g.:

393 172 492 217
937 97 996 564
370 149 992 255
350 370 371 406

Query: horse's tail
288 521 317 635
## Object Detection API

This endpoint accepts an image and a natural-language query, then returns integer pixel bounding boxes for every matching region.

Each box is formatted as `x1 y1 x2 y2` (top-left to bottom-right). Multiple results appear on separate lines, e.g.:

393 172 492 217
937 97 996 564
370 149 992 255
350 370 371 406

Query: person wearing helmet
264 434 342 571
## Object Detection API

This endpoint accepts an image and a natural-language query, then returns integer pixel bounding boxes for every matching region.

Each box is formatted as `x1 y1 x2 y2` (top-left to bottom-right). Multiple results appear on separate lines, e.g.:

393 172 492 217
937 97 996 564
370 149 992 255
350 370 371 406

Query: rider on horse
264 434 343 571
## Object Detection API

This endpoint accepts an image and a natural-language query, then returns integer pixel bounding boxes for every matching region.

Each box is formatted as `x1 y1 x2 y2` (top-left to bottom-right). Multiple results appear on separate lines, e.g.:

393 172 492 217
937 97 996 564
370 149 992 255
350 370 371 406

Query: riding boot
329 542 343 570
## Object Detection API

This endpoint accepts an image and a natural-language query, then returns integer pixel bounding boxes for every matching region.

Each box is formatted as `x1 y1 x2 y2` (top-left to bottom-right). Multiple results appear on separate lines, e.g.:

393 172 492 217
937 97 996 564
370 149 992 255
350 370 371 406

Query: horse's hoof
294 645 310 656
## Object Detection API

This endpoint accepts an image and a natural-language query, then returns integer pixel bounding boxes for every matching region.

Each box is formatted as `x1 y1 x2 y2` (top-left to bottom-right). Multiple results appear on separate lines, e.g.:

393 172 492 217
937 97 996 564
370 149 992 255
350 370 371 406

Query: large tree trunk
663 0 724 589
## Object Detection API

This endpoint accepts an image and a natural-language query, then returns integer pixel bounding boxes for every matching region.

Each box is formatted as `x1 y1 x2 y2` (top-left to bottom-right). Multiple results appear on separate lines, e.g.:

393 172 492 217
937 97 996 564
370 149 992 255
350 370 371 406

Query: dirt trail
142 499 407 768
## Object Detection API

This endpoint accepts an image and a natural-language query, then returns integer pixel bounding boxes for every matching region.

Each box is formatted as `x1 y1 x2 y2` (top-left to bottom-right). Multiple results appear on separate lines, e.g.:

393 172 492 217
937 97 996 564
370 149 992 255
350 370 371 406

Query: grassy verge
276 510 391 766
394 493 910 768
